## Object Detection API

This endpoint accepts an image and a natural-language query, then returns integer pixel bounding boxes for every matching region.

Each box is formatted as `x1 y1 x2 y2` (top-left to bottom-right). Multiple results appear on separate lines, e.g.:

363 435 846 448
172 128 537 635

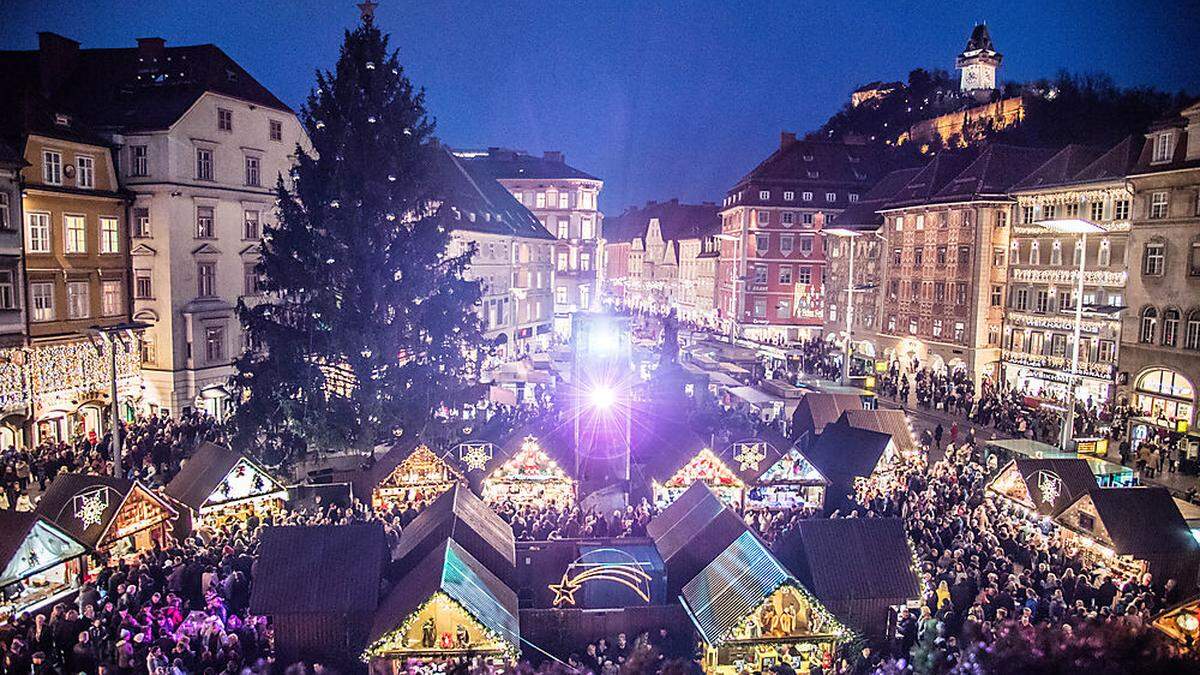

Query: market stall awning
0 512 87 589
791 392 865 441
727 386 783 407
250 523 387 616
839 409 920 455
165 442 286 513
775 518 919 604
986 458 1098 517
648 482 751 595
705 372 740 388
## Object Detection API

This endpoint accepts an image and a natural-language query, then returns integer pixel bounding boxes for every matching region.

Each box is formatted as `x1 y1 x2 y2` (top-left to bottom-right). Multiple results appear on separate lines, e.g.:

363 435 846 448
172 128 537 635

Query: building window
1142 242 1165 275
915 214 925 230
753 265 768 284
197 262 217 298
1185 312 1200 351
776 299 791 319
932 319 943 337
1098 239 1111 267
934 282 946 302
1089 201 1104 222
778 265 792 284
26 212 51 253
782 212 794 225
753 298 767 317
580 252 592 272
756 233 769 253
1064 202 1080 218
131 145 148 176
1044 205 1057 220
205 325 226 362
99 217 119 254
1152 132 1174 163
955 283 967 306
801 213 814 226
991 285 1002 307
913 247 924 266
1035 290 1050 314
42 150 62 185
535 192 546 209
76 155 95 189
555 251 568 272
244 263 261 295
244 210 260 240
64 215 87 254
825 192 836 202
135 272 153 299
31 282 54 321
958 245 971 267
797 266 812 284
196 148 214 180
756 211 770 226
556 219 568 239
780 235 794 255
1021 205 1035 224
892 248 901 266
849 193 859 203
101 280 122 316
1140 307 1158 343
1150 191 1169 219
1135 368 1195 422
996 210 1009 228
783 191 794 201
1114 199 1130 221
244 156 261 186
0 193 8 231
558 192 569 209
196 206 215 238
908 318 917 334
1049 240 1062 266
1190 240 1200 277
0 271 14 309
581 218 595 239
759 190 770 200
1013 288 1028 311
1163 308 1181 347
269 119 283 142
218 108 233 131
67 281 89 319
1030 241 1040 265
134 208 151 238
954 322 965 343
802 192 812 202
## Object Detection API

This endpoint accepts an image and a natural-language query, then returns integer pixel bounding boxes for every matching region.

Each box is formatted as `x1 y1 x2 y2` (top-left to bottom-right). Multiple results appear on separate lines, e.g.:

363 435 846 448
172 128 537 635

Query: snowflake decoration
1036 471 1062 506
459 443 492 472
732 442 767 472
74 488 110 528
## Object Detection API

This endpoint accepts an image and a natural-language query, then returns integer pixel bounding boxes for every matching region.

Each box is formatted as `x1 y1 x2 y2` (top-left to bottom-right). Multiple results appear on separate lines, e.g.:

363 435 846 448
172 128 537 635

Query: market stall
165 442 288 531
372 444 465 512
364 539 519 670
681 531 849 674
984 439 1136 487
986 458 1099 517
482 436 576 509
0 512 87 623
1153 595 1200 652
35 473 177 560
1055 487 1200 590
747 445 830 511
651 447 745 509
804 421 898 512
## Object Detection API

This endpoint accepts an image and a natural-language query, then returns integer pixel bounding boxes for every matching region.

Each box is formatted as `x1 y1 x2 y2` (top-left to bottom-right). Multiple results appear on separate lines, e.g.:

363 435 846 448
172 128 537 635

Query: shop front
0 513 87 624
681 532 848 675
35 474 177 561
165 443 288 531
372 445 465 512
482 436 576 509
746 447 829 511
652 448 745 509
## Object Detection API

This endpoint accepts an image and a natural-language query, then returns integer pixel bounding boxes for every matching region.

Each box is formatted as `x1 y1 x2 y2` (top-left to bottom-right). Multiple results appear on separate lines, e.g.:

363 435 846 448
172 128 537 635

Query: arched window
1135 368 1195 422
1030 241 1041 265
1073 239 1084 266
1140 306 1158 344
1098 238 1111 267
1050 240 1063 266
1163 308 1181 347
1187 310 1200 351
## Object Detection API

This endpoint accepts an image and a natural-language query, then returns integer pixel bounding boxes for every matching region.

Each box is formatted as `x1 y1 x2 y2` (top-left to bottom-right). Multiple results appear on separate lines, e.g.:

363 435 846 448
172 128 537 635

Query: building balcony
1009 267 1127 287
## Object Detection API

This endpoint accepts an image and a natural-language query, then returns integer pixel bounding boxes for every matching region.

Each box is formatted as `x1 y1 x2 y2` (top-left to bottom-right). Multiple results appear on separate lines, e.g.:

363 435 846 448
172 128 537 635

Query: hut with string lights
370 444 465 512
481 436 576 509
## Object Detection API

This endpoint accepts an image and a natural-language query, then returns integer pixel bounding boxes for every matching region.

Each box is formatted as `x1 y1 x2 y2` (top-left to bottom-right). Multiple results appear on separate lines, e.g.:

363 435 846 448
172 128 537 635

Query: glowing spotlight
588 385 617 410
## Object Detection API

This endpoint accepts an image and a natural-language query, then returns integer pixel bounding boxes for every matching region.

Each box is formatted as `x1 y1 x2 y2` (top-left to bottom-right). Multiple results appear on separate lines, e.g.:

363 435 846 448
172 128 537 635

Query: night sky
3 0 1197 214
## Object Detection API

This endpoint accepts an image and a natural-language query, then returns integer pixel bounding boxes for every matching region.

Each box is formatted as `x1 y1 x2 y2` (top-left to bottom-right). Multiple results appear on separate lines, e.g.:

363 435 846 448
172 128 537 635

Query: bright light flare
588 384 617 410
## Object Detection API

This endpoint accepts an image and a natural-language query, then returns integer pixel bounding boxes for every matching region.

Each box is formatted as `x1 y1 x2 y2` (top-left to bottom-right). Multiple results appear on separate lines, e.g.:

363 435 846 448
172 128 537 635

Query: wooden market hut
804 422 897 512
393 484 516 585
680 530 850 674
648 447 747 509
986 458 1099 517
1055 487 1200 590
839 409 921 457
0 511 87 623
35 473 177 559
748 444 831 511
1152 594 1200 651
366 539 520 669
164 442 288 531
249 523 388 667
774 518 919 638
790 393 864 450
481 435 576 509
368 443 466 512
648 482 751 597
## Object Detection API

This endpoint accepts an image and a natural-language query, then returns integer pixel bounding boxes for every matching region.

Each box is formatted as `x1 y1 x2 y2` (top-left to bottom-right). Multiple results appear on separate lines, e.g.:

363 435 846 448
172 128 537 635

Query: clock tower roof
963 23 996 54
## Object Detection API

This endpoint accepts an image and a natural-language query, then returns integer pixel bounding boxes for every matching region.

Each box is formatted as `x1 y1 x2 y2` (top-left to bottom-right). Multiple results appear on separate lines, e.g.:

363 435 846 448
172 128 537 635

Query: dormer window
759 190 770 200
1152 131 1175 164
807 170 819 179
54 114 71 127
803 154 814 162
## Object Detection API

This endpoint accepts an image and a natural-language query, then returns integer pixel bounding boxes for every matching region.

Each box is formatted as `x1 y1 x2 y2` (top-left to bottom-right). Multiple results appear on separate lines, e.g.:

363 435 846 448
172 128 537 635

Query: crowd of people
492 500 656 541
852 440 1179 672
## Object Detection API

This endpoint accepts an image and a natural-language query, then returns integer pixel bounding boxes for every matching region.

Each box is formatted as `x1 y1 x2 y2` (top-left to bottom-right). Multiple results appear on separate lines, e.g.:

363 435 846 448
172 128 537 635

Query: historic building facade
1003 139 1140 404
0 142 26 351
1120 102 1200 445
717 133 877 343
459 149 603 323
876 145 1056 387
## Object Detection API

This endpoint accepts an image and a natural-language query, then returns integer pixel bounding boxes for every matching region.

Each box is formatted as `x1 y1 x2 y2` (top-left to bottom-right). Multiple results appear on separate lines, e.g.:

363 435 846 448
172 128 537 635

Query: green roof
680 531 792 645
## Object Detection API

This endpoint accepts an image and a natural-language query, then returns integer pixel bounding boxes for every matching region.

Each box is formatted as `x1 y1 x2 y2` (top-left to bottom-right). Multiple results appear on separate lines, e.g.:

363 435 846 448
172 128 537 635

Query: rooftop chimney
37 32 79 98
137 37 166 61
543 150 564 163
780 131 797 150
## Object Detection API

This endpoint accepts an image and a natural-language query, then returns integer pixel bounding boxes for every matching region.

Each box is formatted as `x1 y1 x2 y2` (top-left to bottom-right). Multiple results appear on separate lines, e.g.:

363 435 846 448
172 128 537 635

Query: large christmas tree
233 11 484 456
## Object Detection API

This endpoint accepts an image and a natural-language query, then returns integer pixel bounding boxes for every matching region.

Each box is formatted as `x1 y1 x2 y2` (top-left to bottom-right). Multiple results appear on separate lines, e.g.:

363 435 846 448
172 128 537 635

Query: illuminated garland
665 448 743 489
721 581 851 647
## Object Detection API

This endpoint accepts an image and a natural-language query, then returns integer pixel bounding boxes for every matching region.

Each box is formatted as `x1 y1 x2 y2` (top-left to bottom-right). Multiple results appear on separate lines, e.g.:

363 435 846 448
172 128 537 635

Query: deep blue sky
3 0 1197 214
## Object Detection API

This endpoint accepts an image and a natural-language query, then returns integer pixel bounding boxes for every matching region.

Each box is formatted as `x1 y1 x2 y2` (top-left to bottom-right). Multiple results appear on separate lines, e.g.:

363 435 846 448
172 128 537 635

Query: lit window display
373 445 465 511
481 436 576 509
36 476 177 561
653 448 744 508
747 448 829 511
0 514 87 623
201 459 287 525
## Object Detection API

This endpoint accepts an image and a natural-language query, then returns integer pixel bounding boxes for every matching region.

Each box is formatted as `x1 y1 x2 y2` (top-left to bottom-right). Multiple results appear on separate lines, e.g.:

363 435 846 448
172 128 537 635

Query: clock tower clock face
964 67 980 90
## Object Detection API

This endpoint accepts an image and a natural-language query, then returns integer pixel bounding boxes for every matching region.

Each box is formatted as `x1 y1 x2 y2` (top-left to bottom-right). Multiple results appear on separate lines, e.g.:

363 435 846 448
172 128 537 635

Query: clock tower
956 24 1002 97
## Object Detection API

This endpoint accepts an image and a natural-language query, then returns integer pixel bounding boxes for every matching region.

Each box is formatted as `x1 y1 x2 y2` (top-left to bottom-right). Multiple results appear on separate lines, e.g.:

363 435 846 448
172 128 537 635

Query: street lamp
824 227 882 386
1035 218 1106 451
87 321 151 477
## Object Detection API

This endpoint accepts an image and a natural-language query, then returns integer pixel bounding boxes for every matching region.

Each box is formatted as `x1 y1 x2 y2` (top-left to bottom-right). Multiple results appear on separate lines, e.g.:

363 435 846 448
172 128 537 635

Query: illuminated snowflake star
733 443 767 472
74 489 109 528
460 443 492 472
1037 471 1062 506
